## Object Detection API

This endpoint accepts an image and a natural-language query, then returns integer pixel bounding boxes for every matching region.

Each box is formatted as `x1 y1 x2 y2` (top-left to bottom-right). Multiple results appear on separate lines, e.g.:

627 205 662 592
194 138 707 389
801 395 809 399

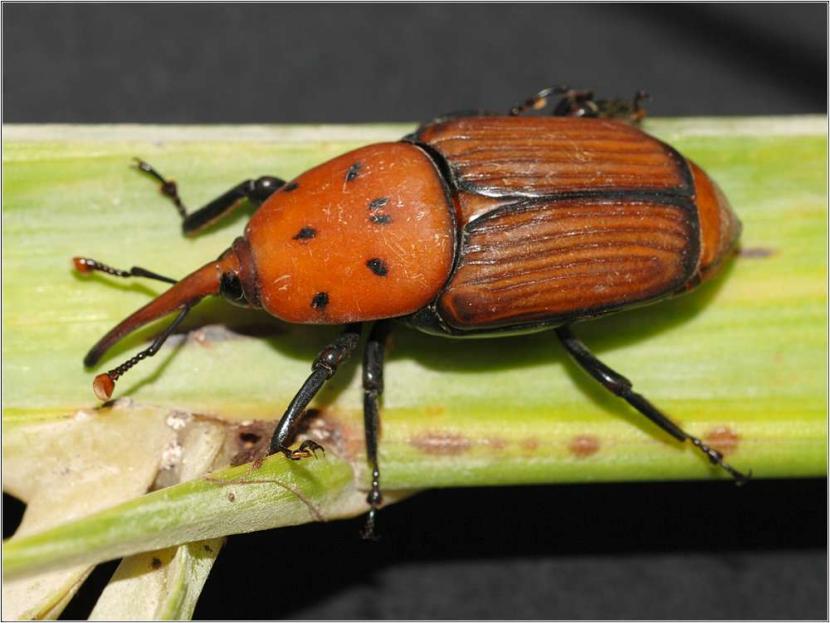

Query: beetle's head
83 236 260 400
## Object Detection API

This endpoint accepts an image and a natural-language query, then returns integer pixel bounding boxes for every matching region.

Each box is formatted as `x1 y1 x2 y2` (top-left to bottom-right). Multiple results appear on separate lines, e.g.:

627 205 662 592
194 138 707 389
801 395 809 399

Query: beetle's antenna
93 305 191 401
73 256 177 284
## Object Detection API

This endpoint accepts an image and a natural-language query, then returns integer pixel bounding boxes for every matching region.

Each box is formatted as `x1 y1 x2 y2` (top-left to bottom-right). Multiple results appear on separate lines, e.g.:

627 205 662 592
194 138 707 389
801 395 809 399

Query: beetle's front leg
268 324 362 459
133 158 286 236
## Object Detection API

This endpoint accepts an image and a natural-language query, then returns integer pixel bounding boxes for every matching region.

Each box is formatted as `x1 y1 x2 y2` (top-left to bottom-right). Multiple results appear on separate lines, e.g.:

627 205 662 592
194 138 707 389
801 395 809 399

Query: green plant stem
3 118 826 586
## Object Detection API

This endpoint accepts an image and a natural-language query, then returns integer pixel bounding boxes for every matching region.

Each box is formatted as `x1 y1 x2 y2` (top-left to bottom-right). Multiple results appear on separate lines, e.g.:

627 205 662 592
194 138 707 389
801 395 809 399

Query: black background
3 3 827 620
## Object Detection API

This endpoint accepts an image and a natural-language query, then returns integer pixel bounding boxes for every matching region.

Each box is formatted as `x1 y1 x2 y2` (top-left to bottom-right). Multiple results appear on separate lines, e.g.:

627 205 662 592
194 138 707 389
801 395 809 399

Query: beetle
75 87 747 538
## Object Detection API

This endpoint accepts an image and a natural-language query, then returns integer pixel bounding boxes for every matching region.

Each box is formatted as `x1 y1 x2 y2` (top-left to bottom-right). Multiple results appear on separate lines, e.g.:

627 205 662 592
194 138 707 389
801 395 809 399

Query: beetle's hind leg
511 86 648 124
555 326 750 483
509 86 568 116
133 158 286 236
361 320 391 540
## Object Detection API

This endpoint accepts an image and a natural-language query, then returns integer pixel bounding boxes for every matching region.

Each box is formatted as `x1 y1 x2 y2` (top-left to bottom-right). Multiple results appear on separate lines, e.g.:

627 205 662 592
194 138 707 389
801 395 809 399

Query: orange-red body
247 143 455 324
84 115 740 371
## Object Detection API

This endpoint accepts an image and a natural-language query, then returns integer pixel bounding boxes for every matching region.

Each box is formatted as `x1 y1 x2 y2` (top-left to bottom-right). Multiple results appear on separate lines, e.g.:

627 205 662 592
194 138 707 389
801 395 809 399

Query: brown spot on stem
569 434 600 458
521 438 540 452
204 544 214 553
151 557 162 570
239 431 261 447
704 426 740 456
740 247 776 259
227 491 236 502
230 420 275 466
411 431 472 455
486 437 507 451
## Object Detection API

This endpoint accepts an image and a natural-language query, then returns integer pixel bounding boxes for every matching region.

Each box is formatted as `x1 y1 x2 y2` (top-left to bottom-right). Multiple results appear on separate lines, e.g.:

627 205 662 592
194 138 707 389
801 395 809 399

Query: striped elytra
437 197 697 330
410 115 739 334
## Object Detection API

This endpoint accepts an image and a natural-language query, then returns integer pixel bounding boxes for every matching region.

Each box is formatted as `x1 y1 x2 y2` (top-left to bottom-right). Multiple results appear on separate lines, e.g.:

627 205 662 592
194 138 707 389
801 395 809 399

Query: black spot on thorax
293 227 317 241
369 197 389 210
366 258 389 276
311 292 329 310
369 213 392 225
368 197 392 224
346 162 362 182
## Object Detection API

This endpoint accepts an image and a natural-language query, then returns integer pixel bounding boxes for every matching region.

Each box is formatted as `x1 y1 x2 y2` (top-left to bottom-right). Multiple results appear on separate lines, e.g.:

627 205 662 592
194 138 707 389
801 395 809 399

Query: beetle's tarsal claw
279 440 325 461
689 435 750 484
361 508 380 541
298 439 325 459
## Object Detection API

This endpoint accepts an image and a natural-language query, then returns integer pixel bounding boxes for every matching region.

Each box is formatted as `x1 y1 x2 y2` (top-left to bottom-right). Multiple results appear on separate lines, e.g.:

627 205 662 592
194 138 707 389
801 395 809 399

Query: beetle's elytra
75 88 747 538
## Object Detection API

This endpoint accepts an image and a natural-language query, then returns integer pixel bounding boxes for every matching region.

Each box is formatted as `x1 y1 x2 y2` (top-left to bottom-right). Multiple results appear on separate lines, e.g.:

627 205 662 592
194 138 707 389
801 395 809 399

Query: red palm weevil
74 87 747 538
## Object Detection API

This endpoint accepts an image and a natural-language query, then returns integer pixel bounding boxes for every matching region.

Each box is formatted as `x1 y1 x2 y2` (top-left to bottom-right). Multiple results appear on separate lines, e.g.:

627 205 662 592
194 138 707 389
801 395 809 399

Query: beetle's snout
690 161 742 281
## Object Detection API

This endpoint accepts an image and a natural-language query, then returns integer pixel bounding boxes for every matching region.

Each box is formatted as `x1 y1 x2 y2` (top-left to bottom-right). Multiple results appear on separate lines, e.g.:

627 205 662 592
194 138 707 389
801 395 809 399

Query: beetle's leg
73 257 177 284
268 324 363 460
593 90 650 123
509 86 566 116
360 320 391 540
544 88 648 124
133 158 285 236
555 326 750 483
509 85 597 118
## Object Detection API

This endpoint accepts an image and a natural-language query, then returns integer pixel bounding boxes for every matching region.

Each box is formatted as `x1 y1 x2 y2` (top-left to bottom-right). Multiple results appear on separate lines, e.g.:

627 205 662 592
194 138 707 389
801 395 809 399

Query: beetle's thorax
242 142 456 324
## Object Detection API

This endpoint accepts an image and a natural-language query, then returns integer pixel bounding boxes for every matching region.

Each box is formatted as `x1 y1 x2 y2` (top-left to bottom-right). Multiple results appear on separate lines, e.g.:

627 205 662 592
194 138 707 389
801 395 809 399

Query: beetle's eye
251 176 285 201
219 272 247 306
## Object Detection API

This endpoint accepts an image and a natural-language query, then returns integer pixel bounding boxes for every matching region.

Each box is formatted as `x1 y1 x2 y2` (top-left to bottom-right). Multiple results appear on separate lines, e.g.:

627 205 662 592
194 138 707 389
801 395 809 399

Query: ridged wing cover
416 116 691 198
414 116 700 331
438 196 698 329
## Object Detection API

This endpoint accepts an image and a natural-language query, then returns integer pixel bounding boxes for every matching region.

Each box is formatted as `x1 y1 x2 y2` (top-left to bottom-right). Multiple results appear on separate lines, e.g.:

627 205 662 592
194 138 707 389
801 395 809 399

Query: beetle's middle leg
268 324 362 460
555 326 750 482
551 88 649 123
133 158 285 236
511 86 648 124
361 320 391 540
